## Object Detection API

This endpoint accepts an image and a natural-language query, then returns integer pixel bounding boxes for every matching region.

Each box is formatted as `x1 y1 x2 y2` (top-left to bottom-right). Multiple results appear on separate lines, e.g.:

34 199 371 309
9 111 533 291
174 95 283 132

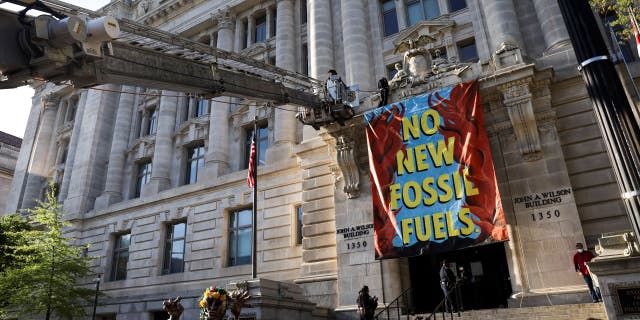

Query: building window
194 98 208 117
111 233 130 281
448 0 467 12
244 123 268 169
147 107 158 135
301 44 309 75
228 208 252 266
296 205 303 245
406 0 440 26
300 0 307 24
163 221 186 274
185 143 205 185
388 65 399 80
458 40 479 62
135 160 152 198
255 14 267 43
382 0 399 36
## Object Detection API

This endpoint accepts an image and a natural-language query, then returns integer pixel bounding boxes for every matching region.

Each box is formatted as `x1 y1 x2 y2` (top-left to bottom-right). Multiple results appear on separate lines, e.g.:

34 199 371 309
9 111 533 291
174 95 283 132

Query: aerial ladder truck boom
0 0 359 128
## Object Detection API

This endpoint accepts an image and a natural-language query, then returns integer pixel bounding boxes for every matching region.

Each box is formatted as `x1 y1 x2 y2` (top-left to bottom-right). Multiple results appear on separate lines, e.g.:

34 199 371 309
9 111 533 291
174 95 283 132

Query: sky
0 0 110 138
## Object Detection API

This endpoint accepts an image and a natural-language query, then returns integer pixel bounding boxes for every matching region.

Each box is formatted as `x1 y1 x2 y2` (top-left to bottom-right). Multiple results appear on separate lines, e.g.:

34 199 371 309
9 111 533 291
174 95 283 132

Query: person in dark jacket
439 259 457 312
573 242 601 302
357 285 378 320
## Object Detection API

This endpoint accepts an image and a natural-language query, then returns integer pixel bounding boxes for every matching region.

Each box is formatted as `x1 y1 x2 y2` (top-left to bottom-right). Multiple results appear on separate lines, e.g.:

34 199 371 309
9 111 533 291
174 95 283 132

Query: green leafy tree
0 214 32 272
0 186 96 320
590 0 638 39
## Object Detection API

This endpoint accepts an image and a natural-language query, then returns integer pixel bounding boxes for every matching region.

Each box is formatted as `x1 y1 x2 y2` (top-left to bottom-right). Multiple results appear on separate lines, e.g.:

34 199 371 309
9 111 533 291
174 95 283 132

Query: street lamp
92 275 101 320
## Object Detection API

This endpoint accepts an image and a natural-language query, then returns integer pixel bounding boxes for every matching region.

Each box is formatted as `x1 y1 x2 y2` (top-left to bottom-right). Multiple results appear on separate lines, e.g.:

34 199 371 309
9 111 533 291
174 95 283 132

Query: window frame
243 122 268 169
227 208 253 267
135 160 152 198
162 221 187 275
147 106 158 135
381 0 399 37
185 143 205 185
111 233 131 281
458 39 479 63
406 0 440 26
254 13 267 43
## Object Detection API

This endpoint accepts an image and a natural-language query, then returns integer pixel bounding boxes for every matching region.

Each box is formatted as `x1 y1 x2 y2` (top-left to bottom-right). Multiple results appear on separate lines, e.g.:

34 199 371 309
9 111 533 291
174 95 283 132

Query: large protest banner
364 81 508 259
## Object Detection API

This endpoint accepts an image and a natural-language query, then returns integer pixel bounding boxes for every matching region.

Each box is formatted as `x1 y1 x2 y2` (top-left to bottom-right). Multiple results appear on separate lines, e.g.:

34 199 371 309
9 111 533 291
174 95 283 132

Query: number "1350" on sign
531 209 560 222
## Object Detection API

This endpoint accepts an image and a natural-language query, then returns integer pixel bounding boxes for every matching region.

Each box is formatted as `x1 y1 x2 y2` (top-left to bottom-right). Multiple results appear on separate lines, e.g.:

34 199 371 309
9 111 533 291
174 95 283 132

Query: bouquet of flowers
199 286 228 320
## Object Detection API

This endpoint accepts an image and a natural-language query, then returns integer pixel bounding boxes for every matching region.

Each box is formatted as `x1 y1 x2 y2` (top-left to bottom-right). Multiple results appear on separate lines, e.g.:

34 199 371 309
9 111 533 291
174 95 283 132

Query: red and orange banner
364 81 508 259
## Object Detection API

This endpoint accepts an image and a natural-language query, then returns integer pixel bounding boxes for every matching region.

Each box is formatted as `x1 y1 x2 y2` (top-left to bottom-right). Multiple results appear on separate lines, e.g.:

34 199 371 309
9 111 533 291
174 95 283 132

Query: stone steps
381 303 606 320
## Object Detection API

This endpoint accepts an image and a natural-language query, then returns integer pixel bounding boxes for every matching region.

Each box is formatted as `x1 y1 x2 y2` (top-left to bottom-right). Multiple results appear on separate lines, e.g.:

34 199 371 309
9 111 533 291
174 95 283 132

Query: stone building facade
4 0 636 319
0 131 21 213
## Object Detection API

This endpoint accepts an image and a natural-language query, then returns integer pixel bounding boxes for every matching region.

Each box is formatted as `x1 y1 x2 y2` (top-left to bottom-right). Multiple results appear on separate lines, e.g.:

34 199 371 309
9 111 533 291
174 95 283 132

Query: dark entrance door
408 242 512 314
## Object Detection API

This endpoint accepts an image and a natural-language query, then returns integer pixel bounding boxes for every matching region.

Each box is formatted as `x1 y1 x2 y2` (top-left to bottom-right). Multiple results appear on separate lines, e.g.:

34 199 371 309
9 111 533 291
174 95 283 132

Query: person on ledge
573 242 602 303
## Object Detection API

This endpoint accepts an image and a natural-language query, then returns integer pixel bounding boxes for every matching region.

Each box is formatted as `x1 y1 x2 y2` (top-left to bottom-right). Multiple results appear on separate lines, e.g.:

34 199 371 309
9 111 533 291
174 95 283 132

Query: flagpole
251 116 258 279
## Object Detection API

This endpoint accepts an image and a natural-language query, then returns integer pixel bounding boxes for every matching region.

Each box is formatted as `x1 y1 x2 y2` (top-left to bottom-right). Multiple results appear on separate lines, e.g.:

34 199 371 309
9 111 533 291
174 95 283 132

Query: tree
0 214 32 272
0 186 96 320
590 0 638 39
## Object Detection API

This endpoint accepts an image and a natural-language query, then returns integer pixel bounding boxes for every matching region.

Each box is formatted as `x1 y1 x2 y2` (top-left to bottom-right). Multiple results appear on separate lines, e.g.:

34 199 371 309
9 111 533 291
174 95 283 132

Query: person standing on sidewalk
439 259 457 312
573 242 602 302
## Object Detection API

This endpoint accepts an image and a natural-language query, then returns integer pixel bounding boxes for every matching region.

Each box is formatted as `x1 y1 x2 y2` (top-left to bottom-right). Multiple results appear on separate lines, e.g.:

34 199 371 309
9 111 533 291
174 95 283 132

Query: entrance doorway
408 242 512 314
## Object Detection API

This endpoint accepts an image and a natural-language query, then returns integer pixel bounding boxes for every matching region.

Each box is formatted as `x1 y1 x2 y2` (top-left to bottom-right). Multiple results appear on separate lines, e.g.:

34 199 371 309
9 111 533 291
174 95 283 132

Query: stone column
437 0 448 14
532 0 569 52
271 0 298 150
479 0 524 54
144 91 177 195
266 7 274 39
395 0 408 30
59 90 87 202
305 0 335 140
341 0 375 91
234 17 245 52
207 10 234 176
21 98 58 209
63 85 119 215
95 85 136 209
247 16 255 46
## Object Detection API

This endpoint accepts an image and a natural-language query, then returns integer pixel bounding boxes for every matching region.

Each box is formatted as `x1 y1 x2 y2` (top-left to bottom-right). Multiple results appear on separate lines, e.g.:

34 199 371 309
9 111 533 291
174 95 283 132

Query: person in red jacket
573 242 601 302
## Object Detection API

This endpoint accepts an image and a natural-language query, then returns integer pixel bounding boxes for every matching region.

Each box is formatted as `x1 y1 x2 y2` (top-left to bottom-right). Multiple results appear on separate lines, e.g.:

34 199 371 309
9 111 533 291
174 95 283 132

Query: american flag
630 6 640 57
247 135 256 188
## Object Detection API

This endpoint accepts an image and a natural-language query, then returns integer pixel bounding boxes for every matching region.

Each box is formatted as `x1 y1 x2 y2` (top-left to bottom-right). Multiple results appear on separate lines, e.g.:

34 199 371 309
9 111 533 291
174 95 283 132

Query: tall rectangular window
228 208 252 266
194 98 208 117
448 0 467 12
255 14 267 43
296 205 303 245
458 40 479 62
111 233 130 281
406 0 439 26
163 221 186 274
244 123 268 169
185 144 205 185
135 160 152 198
147 107 158 135
382 0 399 36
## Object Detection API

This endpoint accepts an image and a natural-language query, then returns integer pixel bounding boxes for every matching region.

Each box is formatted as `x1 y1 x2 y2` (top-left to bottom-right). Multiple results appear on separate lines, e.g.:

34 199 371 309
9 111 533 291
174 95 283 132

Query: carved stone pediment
392 19 455 54
127 136 155 162
175 117 209 146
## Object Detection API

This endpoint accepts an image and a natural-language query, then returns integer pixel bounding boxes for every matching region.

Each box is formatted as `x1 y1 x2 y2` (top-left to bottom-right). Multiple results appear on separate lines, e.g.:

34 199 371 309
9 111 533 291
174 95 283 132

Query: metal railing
374 287 414 320
426 281 461 320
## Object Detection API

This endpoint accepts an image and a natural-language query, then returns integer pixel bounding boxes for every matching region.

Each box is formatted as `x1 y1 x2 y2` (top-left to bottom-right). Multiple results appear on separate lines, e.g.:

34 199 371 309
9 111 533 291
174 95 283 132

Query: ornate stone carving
498 79 542 160
213 7 233 30
388 22 474 95
335 135 359 199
